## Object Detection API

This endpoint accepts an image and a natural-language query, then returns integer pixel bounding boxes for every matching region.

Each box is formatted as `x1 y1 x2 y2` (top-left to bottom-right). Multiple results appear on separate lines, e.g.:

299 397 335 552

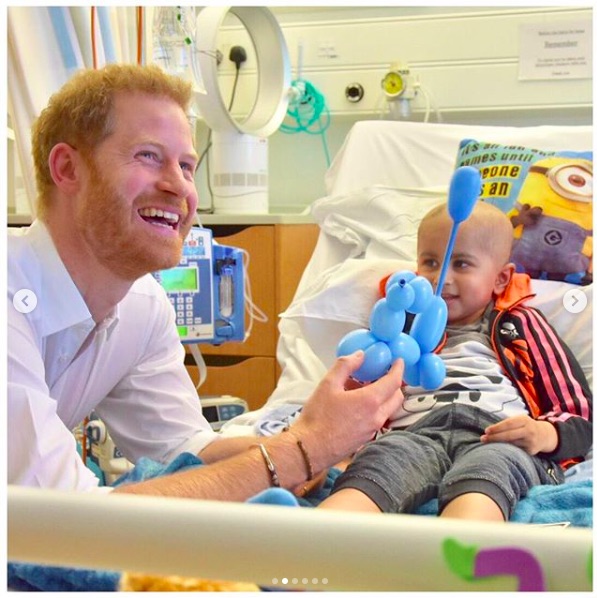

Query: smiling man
8 64 404 500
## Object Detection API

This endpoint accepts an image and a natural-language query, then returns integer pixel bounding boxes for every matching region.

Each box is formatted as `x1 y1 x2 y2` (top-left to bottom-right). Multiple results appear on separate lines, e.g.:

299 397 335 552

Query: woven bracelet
283 428 314 481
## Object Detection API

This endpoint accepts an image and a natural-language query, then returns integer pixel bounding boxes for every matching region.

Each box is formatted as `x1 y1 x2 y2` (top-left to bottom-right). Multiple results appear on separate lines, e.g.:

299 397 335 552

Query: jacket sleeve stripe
516 309 572 415
514 307 590 420
528 308 592 420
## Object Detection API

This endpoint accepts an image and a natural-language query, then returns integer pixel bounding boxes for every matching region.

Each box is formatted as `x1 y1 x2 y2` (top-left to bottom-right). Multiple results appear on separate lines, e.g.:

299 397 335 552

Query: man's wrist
283 427 314 481
283 423 334 476
260 426 328 489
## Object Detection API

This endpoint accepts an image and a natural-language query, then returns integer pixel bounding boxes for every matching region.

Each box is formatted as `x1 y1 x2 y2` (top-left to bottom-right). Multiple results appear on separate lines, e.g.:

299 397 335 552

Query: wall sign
518 20 592 80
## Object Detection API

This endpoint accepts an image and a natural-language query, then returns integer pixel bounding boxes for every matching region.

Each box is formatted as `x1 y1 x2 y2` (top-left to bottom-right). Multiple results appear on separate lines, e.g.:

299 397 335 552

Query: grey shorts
331 404 564 519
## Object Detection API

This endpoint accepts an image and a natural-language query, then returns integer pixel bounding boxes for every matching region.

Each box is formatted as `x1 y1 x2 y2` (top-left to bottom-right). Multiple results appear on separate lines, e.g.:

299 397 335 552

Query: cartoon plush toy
507 157 593 284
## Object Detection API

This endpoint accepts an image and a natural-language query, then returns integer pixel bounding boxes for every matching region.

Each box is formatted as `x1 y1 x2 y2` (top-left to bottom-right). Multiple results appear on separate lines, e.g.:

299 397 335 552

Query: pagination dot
272 576 328 587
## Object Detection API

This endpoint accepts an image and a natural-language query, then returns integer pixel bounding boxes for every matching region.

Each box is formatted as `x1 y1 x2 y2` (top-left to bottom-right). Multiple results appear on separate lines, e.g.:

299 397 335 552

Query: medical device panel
152 227 245 345
200 396 249 431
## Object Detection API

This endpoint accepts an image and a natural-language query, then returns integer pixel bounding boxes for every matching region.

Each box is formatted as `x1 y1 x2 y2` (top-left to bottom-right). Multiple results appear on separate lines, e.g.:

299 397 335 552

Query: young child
319 201 592 521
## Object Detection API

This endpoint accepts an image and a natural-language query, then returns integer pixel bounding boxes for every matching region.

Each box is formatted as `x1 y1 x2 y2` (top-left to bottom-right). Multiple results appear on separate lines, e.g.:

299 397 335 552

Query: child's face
417 215 509 326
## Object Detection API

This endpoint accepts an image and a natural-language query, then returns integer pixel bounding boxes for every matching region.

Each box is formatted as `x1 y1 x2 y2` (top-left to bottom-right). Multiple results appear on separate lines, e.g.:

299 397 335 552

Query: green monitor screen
160 267 198 292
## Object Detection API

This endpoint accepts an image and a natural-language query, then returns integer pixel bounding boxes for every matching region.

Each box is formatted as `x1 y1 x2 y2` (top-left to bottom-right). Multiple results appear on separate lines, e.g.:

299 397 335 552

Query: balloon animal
336 166 482 389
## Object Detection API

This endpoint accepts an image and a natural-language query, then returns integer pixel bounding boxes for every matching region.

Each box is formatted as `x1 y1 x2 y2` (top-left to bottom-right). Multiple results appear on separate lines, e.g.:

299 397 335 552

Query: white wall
195 5 592 212
7 6 593 217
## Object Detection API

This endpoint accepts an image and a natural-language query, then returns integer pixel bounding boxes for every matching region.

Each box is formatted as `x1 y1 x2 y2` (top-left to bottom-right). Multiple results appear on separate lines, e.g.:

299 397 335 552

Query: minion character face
508 156 593 283
530 158 592 205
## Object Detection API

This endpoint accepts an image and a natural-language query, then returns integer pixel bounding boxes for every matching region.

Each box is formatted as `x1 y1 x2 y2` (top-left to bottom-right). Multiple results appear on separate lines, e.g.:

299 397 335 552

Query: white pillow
310 186 447 262
325 121 593 195
284 258 414 325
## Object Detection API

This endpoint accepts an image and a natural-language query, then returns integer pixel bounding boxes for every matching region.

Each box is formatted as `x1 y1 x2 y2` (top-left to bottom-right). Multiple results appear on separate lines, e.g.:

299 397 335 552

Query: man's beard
76 161 185 281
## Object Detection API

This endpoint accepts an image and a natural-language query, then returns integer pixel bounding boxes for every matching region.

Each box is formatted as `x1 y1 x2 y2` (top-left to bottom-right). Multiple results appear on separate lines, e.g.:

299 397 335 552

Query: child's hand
480 415 558 455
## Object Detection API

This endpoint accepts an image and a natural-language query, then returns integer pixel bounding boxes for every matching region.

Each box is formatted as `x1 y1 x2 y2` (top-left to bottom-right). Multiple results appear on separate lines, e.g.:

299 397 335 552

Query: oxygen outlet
345 82 364 103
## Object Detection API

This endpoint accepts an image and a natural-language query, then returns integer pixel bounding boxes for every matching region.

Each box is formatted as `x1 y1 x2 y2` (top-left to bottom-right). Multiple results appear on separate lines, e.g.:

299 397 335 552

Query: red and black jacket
489 274 592 466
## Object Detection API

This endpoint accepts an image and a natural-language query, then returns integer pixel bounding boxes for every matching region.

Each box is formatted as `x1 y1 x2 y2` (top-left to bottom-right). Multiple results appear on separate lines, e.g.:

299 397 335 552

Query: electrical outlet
229 45 247 68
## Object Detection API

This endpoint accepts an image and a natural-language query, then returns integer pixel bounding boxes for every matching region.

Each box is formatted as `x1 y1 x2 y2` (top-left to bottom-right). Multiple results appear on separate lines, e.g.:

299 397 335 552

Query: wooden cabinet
186 223 319 411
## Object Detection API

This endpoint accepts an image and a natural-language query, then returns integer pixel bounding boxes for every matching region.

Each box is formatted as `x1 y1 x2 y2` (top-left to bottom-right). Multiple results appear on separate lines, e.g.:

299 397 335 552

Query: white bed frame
8 486 592 591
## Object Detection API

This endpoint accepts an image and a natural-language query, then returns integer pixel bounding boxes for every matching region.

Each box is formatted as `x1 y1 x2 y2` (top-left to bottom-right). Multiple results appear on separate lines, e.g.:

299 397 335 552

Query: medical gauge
381 70 406 98
381 62 418 120
153 227 245 344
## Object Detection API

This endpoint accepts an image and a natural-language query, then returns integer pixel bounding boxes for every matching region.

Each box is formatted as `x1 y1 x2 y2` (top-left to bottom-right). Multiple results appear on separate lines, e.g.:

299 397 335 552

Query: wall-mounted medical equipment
152 227 245 345
380 61 442 123
280 41 332 167
345 82 365 103
193 7 292 214
381 62 417 120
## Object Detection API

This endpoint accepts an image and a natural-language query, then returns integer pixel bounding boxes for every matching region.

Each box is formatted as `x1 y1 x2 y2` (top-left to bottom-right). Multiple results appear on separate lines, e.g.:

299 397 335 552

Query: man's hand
481 415 558 455
289 352 404 473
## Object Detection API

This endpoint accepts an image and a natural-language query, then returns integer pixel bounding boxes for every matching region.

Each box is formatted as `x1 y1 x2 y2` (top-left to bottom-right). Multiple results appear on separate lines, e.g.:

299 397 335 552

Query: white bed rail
8 485 592 591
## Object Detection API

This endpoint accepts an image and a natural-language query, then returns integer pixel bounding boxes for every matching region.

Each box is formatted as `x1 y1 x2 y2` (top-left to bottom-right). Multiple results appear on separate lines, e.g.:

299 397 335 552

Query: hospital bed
8 121 593 592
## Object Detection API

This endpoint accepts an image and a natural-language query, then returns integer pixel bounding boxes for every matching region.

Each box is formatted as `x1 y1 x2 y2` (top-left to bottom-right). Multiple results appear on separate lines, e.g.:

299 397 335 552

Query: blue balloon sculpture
336 166 482 390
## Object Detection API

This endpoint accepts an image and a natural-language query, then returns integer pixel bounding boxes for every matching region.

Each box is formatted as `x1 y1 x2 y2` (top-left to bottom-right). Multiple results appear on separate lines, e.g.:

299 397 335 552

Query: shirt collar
98 305 120 340
28 220 120 338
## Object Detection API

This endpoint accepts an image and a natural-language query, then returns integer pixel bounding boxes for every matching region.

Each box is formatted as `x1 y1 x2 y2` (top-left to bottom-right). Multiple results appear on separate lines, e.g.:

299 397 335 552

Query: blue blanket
8 454 592 591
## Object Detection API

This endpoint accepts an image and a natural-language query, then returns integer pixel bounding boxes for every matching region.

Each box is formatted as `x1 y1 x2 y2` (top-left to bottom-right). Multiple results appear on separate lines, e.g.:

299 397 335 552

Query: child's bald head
419 201 514 267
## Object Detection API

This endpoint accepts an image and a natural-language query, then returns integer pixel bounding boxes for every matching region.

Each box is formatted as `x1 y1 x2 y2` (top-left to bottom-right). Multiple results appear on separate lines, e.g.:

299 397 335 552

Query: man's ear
493 262 516 295
48 143 83 193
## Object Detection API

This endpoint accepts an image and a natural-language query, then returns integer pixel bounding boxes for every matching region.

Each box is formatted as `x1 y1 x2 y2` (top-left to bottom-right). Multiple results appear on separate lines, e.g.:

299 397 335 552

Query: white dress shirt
8 220 218 492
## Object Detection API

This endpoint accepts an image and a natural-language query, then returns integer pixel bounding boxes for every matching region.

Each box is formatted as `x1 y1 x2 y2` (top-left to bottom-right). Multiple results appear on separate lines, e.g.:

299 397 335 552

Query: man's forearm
198 435 258 464
112 353 405 501
112 432 312 502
